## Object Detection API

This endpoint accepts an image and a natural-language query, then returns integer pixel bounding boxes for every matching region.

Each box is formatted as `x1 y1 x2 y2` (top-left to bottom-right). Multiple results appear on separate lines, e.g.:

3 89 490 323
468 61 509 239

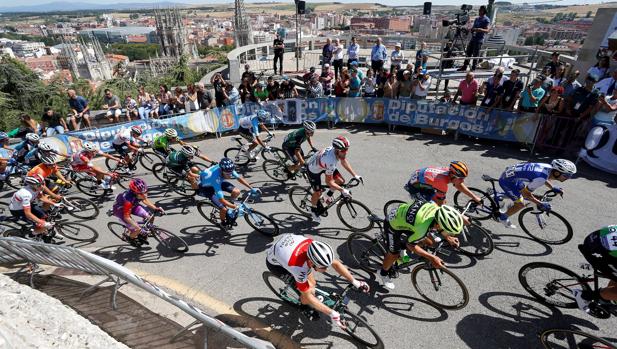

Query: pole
296 12 300 72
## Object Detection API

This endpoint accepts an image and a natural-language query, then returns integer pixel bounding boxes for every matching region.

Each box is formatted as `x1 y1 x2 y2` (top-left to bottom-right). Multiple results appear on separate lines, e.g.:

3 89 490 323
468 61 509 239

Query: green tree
524 36 534 45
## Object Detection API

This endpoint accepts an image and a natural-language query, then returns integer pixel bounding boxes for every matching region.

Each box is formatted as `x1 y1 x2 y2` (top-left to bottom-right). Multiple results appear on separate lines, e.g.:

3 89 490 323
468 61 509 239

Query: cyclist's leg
498 177 525 217
307 170 324 213
222 181 239 201
381 221 404 274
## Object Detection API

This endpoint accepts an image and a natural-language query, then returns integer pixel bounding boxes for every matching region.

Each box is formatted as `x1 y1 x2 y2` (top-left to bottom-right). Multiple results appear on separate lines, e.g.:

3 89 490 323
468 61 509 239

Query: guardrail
0 237 275 349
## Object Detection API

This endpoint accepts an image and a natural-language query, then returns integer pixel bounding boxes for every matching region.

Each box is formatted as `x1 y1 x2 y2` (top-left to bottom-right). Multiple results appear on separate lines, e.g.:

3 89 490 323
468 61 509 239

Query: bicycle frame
318 177 363 212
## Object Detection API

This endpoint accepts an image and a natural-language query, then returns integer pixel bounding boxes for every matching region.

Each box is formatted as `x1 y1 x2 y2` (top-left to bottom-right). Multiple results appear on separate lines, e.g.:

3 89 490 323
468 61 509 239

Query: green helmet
435 205 464 235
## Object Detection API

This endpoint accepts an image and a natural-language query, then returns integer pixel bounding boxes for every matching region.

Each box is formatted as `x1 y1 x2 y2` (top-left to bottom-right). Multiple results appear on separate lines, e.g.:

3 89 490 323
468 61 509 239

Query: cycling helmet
434 205 464 235
219 157 235 173
307 240 334 268
26 133 40 142
332 136 350 151
40 154 57 165
129 178 148 194
83 142 96 152
449 161 469 178
38 143 53 152
164 128 178 138
256 109 270 122
303 120 316 133
551 159 577 176
24 175 44 186
180 145 195 157
0 132 8 140
130 125 142 136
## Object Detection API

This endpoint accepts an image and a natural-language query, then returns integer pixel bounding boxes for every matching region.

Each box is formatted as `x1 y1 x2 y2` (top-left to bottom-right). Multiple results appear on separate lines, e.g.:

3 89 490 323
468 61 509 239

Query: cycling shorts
283 146 303 164
113 204 150 231
238 127 255 141
113 143 131 156
10 206 46 227
498 177 525 201
197 181 235 208
383 221 411 254
579 233 617 283
306 168 343 192
404 183 439 202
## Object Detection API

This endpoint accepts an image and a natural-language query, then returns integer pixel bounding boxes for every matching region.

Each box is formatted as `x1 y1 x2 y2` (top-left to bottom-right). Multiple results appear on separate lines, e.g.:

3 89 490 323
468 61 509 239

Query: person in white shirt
412 72 431 99
332 38 345 80
346 37 360 68
390 43 404 74
594 69 617 96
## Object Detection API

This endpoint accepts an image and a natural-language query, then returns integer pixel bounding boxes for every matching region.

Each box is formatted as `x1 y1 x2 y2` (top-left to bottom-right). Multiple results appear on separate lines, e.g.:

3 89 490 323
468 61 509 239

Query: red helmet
130 125 143 136
129 178 148 194
332 136 350 151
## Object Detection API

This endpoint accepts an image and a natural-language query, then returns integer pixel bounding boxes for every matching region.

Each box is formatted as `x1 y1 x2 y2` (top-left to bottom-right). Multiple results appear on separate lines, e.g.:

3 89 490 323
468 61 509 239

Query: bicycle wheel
262 147 288 162
114 172 131 190
170 177 197 197
5 173 24 190
139 151 163 172
63 197 99 220
519 208 573 245
152 227 188 253
107 221 130 242
383 199 405 218
289 186 313 217
540 328 617 349
224 147 250 166
196 201 221 226
411 264 469 310
453 187 495 221
151 163 168 183
244 209 279 236
262 160 289 182
337 199 374 232
262 271 302 306
55 222 98 242
346 232 386 273
340 310 385 349
455 222 494 257
518 262 590 308
75 177 106 198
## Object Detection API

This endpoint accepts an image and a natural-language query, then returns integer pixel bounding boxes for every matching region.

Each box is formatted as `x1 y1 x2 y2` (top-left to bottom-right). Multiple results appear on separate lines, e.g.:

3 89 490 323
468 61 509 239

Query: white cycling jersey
112 129 133 146
9 187 40 210
267 233 314 292
307 147 338 176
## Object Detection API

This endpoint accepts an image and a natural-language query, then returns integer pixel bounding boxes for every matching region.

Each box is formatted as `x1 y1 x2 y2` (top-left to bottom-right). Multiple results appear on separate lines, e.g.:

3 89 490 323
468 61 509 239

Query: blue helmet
256 109 270 122
219 157 235 172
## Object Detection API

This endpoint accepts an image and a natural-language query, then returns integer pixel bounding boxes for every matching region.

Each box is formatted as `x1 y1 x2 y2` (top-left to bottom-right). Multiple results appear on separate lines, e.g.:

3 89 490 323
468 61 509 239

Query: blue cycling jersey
13 141 33 160
24 148 40 165
238 115 260 137
198 165 240 199
500 162 552 192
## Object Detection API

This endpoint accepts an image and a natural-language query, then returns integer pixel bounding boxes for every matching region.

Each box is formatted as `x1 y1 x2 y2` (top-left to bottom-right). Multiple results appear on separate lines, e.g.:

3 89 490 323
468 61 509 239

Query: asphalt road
3 125 617 349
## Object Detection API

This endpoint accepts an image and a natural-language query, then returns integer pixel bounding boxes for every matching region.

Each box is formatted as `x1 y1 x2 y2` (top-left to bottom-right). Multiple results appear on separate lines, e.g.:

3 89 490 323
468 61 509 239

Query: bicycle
107 210 189 253
262 147 317 183
104 142 161 172
452 174 573 245
288 177 375 232
224 133 286 166
382 199 494 257
3 159 32 190
74 166 132 199
518 261 617 319
196 191 279 236
347 217 470 310
151 161 209 197
262 271 384 349
539 328 616 349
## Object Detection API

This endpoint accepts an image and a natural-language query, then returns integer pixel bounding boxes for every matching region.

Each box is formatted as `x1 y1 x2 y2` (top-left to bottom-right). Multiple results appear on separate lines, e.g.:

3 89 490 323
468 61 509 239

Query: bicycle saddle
481 174 498 182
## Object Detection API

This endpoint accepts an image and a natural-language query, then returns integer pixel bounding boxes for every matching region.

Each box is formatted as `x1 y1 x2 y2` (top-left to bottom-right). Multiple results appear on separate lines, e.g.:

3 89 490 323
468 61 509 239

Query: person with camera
457 5 491 72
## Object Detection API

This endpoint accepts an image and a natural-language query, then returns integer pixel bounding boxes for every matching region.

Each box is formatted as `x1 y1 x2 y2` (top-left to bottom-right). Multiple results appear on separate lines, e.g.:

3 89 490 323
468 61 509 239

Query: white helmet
180 145 195 157
551 159 577 176
303 120 316 133
24 175 44 187
165 128 178 138
40 154 58 165
307 240 334 268
38 143 53 152
26 133 40 142
83 142 96 151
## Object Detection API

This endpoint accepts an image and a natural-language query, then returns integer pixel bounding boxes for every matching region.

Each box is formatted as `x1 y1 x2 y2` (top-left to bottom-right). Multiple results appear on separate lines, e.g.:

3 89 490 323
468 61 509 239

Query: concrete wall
573 8 617 79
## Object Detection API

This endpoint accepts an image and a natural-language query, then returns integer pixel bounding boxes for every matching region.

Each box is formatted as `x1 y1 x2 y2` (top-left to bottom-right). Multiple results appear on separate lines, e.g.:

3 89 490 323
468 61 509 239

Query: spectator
562 70 582 97
124 94 139 120
347 37 360 68
457 6 491 72
439 90 453 103
322 38 334 68
594 68 617 95
382 73 397 99
102 88 122 123
20 114 41 137
211 73 226 108
518 78 545 113
224 82 241 107
412 71 431 100
332 38 345 80
565 75 600 118
453 72 479 105
197 83 213 110
349 61 364 79
537 86 565 115
370 37 387 73
396 70 413 98
238 78 254 104
302 66 318 85
415 42 426 71
241 64 256 85
67 89 91 130
306 75 324 98
481 69 505 110
376 70 389 97
149 94 159 118
398 62 414 81
137 86 151 119
253 82 269 102
348 69 362 97
320 64 335 96
266 76 280 100
173 87 187 114
363 69 377 97
273 33 284 75
553 64 567 87
280 76 298 99
390 43 404 74
544 52 562 78
594 88 617 124
587 55 610 82
539 66 555 94
41 107 68 136
158 84 172 115
500 69 524 110
185 83 199 112
334 69 350 97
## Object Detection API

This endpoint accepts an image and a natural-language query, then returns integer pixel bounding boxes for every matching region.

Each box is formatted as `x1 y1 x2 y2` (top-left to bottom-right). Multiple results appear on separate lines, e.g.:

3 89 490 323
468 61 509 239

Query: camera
442 4 472 27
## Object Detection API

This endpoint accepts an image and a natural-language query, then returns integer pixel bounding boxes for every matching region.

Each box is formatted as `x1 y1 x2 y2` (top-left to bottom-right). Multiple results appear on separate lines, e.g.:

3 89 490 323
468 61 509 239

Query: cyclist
572 225 617 313
71 142 122 189
379 201 463 290
27 153 71 200
0 132 14 179
11 133 40 164
23 142 67 167
112 178 164 246
305 136 362 223
152 128 187 156
238 109 271 160
405 161 481 206
266 234 370 328
282 120 317 175
111 125 145 170
166 145 215 179
497 159 576 229
9 175 56 242
190 157 259 228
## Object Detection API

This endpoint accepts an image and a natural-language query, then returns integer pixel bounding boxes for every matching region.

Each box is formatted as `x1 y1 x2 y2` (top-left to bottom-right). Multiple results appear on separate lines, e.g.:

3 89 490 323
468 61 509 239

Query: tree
129 13 139 20
524 36 534 46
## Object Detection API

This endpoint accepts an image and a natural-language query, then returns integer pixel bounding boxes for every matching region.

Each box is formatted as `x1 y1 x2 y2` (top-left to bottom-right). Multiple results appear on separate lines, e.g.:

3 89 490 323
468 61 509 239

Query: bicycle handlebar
345 177 363 188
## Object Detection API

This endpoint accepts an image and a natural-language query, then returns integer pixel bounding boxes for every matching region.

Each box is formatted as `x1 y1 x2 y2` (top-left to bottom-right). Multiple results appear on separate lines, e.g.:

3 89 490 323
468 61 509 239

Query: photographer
457 5 491 72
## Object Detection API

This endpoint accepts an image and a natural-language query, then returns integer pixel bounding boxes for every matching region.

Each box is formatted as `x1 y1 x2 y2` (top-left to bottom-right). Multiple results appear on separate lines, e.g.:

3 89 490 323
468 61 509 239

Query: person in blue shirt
67 89 92 130
370 37 387 73
237 109 271 160
346 37 360 68
457 6 491 72
190 158 259 227
497 159 576 229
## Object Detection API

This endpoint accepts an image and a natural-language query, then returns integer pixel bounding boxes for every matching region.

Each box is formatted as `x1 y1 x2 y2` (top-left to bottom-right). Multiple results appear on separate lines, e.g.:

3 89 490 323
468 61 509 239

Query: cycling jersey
153 135 175 151
407 167 451 194
198 165 240 199
307 147 337 175
12 141 34 161
388 199 438 243
266 233 314 292
112 129 134 146
71 150 95 167
112 190 150 230
283 128 308 150
27 163 57 179
166 150 190 169
9 186 40 210
238 115 260 137
23 148 42 165
580 225 617 282
499 162 553 200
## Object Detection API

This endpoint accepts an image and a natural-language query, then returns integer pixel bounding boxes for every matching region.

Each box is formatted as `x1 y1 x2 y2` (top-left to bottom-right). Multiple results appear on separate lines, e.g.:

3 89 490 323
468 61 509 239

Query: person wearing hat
347 37 360 68
390 43 404 75
518 78 545 113
320 64 335 96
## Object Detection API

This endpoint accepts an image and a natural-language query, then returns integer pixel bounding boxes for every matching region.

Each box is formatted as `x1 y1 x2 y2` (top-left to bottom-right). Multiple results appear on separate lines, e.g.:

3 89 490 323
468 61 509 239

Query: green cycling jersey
388 199 439 243
282 128 308 149
599 225 617 258
153 135 176 151
166 150 190 168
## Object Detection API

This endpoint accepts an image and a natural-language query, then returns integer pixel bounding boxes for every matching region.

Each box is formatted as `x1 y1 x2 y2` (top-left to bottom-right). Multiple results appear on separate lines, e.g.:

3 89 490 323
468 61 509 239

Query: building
350 17 412 32
79 27 157 44
154 8 197 57
549 28 585 41
22 55 58 74
12 41 45 57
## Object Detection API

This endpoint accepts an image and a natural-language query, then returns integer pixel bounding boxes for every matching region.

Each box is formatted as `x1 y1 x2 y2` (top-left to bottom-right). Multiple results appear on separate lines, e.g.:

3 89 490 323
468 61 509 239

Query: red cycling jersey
408 166 451 194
